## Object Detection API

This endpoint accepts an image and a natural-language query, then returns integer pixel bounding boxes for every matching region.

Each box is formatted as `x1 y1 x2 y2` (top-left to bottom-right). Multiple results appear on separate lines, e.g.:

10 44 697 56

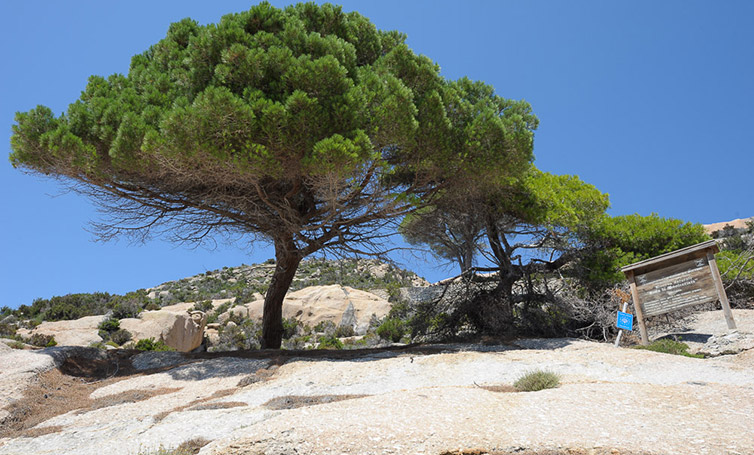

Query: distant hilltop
704 216 754 235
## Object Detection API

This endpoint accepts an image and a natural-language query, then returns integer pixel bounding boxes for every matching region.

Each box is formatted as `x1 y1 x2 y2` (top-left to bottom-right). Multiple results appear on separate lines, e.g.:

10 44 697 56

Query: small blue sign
616 311 633 331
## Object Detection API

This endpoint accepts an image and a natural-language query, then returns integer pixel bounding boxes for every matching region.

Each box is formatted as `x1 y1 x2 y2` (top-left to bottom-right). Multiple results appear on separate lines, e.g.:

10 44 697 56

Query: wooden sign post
621 240 736 345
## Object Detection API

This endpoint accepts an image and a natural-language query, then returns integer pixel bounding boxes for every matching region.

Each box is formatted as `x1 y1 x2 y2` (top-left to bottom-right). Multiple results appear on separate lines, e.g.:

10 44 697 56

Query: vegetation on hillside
4 3 751 350
712 220 754 305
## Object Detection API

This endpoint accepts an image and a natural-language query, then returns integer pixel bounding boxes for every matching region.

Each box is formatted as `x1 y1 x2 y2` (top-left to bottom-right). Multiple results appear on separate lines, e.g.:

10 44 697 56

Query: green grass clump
633 338 704 358
134 338 175 352
316 335 344 350
513 370 561 392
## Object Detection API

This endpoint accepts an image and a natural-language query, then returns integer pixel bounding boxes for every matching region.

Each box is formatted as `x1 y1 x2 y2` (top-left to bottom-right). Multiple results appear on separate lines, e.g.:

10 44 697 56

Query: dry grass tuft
0 368 181 439
188 401 247 411
262 394 368 410
236 364 280 387
153 388 238 422
0 369 117 438
83 387 181 413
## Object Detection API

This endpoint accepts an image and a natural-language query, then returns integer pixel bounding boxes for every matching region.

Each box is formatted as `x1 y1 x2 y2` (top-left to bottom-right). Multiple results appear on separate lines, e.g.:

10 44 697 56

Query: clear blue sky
2 1 752 309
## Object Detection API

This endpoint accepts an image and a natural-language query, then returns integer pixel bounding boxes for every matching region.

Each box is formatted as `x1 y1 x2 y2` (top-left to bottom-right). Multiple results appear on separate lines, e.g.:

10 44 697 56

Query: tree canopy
10 2 537 348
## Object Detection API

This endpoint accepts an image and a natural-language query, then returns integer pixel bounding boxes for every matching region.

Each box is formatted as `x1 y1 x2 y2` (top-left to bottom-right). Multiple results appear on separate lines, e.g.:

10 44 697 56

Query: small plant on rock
513 370 561 392
316 334 344 350
334 324 355 338
191 300 214 313
135 338 174 352
633 338 704 358
109 328 133 346
313 320 336 336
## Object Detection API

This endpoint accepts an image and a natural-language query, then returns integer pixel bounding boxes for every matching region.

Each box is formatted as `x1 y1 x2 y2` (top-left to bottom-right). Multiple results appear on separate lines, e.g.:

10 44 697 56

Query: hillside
1 259 427 323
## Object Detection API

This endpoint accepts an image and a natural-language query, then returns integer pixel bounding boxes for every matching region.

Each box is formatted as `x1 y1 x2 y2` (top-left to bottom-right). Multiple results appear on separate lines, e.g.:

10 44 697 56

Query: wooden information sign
621 240 736 345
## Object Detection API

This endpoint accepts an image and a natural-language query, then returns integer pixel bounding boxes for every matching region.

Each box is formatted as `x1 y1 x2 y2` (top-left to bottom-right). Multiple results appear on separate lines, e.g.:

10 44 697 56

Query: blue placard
616 311 633 331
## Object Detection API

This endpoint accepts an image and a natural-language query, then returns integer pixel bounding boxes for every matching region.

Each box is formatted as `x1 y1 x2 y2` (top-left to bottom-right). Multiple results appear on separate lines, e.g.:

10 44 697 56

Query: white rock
16 315 106 347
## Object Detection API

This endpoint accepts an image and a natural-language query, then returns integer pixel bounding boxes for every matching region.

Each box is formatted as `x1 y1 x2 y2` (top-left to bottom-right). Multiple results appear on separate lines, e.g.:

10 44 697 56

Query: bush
376 318 405 342
282 317 300 339
27 333 57 348
334 324 355 338
98 316 120 333
111 299 142 319
109 329 133 346
633 339 704 358
313 320 336 336
0 322 17 338
316 335 344 350
207 301 232 324
211 319 262 351
191 300 214 313
513 370 561 392
135 338 174 352
7 340 26 349
98 316 129 343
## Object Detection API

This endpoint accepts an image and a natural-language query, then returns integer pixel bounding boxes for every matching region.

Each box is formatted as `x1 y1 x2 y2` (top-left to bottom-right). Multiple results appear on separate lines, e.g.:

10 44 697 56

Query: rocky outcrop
1 330 753 455
704 216 753 235
120 303 207 352
16 315 106 347
228 285 390 334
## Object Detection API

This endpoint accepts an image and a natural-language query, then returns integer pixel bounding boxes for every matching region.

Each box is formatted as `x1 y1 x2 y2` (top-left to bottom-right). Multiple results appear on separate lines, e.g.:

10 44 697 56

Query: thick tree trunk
261 236 302 349
485 219 517 329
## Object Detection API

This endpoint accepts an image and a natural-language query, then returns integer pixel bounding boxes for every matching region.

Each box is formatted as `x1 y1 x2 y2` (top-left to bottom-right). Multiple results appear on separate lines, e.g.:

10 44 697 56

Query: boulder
16 315 106 347
230 285 390 335
120 305 207 352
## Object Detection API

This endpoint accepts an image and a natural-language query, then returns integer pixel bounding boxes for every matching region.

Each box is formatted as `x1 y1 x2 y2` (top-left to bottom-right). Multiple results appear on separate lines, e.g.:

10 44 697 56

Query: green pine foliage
580 213 709 287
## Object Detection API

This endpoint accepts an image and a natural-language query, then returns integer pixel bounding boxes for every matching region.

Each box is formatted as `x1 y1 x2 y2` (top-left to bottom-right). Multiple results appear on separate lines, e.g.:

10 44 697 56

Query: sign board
621 240 736 345
616 311 633 331
634 256 718 317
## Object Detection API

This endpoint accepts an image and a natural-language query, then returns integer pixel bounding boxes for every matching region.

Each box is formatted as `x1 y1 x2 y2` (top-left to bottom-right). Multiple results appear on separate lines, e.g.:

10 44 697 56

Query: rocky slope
1 309 752 455
2 258 425 352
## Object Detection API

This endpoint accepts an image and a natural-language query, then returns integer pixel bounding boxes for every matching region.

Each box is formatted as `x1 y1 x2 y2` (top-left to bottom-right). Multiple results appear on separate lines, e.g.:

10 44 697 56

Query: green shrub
191 300 214 313
282 317 300 339
376 318 405 342
0 322 17 338
135 338 175 352
211 319 262 351
7 340 26 349
207 301 232 324
316 335 344 350
633 339 704 358
89 341 108 350
98 316 120 333
27 333 57 348
109 329 133 346
334 324 355 338
513 370 561 392
111 299 142 319
313 320 336 336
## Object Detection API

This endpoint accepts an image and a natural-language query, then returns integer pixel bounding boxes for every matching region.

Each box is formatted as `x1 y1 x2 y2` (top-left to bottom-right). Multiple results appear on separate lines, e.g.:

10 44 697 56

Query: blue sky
1 1 752 309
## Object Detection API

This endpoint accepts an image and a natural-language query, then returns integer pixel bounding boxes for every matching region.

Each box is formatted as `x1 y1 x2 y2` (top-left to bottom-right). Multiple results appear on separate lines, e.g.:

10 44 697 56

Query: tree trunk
261 236 302 349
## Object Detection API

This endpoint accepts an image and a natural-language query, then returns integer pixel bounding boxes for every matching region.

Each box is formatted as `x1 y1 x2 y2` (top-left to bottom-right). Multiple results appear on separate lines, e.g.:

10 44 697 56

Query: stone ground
1 310 753 455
